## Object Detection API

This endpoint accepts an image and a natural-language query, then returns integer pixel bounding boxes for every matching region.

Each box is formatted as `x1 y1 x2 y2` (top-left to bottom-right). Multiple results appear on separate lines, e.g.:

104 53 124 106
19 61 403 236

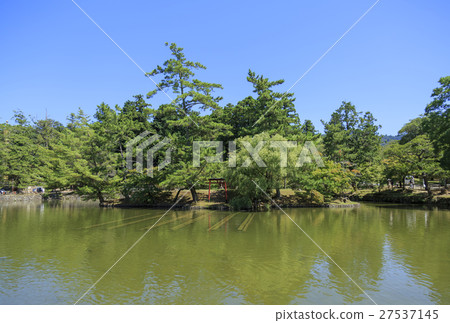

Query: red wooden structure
208 178 228 202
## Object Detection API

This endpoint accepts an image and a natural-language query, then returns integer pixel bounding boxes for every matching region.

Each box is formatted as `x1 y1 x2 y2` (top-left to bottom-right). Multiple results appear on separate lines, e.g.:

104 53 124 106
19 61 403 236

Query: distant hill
381 134 403 146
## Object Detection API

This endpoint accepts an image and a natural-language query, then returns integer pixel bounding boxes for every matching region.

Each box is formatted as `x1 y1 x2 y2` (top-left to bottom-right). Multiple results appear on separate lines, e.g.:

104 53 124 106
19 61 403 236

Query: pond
0 202 449 304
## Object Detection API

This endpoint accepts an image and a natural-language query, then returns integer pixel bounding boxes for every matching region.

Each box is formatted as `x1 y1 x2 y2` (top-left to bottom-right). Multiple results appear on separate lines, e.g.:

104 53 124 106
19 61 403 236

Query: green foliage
122 170 170 205
2 44 447 206
322 101 382 189
301 119 320 141
323 102 381 166
225 132 334 208
220 70 301 140
424 76 450 170
383 116 444 192
146 43 223 114
0 112 42 189
229 196 253 211
295 189 325 205
144 43 231 202
289 160 352 198
225 132 288 209
382 141 411 185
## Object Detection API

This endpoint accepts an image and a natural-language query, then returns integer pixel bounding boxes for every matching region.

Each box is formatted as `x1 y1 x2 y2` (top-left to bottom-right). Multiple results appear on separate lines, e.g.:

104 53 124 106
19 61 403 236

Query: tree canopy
1 44 448 208
424 76 450 170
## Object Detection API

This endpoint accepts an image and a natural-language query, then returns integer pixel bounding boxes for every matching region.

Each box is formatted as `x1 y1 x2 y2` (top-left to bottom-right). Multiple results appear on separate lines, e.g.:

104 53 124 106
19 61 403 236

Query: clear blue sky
1 0 449 135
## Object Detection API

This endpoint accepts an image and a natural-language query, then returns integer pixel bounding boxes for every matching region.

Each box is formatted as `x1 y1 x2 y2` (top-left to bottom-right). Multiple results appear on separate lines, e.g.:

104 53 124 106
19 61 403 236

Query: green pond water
0 202 449 305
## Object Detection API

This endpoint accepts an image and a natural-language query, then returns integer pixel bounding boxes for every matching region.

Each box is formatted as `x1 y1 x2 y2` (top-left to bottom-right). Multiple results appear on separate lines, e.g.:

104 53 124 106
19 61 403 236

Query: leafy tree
1 111 39 190
146 42 223 115
1 111 76 191
67 108 91 130
225 133 290 209
246 70 300 137
352 111 381 165
33 118 64 149
221 70 301 140
69 103 123 203
424 76 450 170
358 162 385 191
382 141 412 189
301 119 320 140
406 134 441 193
323 102 358 163
145 43 230 201
65 98 156 203
115 95 154 194
398 117 423 144
384 117 443 193
323 102 381 165
288 159 352 199
0 122 12 187
39 129 79 190
322 101 381 189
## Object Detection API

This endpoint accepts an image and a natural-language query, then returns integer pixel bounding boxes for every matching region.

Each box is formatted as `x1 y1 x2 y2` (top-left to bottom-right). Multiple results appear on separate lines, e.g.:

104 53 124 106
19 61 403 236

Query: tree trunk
252 199 258 211
275 188 281 199
97 191 105 205
173 188 183 204
119 143 130 201
423 175 431 196
190 186 198 202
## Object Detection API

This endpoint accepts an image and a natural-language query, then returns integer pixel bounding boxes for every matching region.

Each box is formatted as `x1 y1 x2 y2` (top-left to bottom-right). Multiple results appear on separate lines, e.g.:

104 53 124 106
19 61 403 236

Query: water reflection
0 202 449 304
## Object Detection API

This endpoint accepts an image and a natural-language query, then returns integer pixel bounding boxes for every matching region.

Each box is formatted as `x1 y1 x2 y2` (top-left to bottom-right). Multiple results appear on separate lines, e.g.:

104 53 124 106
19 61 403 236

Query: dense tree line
0 43 449 208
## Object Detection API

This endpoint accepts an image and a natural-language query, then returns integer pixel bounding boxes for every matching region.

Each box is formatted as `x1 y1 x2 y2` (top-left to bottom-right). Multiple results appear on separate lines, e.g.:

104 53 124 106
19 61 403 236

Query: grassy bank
351 189 450 206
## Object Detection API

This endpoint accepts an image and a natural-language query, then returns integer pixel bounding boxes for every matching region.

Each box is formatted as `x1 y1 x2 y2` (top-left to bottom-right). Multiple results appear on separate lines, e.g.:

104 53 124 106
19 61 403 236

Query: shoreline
351 189 450 207
0 194 360 210
98 202 361 210
4 189 450 209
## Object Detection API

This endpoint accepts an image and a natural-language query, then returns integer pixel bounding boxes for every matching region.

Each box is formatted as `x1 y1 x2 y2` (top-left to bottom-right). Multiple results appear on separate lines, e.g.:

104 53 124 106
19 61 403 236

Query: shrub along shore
351 189 450 207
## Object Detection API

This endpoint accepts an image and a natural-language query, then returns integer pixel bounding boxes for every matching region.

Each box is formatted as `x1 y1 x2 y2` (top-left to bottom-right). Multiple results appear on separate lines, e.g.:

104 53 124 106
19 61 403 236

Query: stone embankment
0 193 83 203
0 194 42 202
